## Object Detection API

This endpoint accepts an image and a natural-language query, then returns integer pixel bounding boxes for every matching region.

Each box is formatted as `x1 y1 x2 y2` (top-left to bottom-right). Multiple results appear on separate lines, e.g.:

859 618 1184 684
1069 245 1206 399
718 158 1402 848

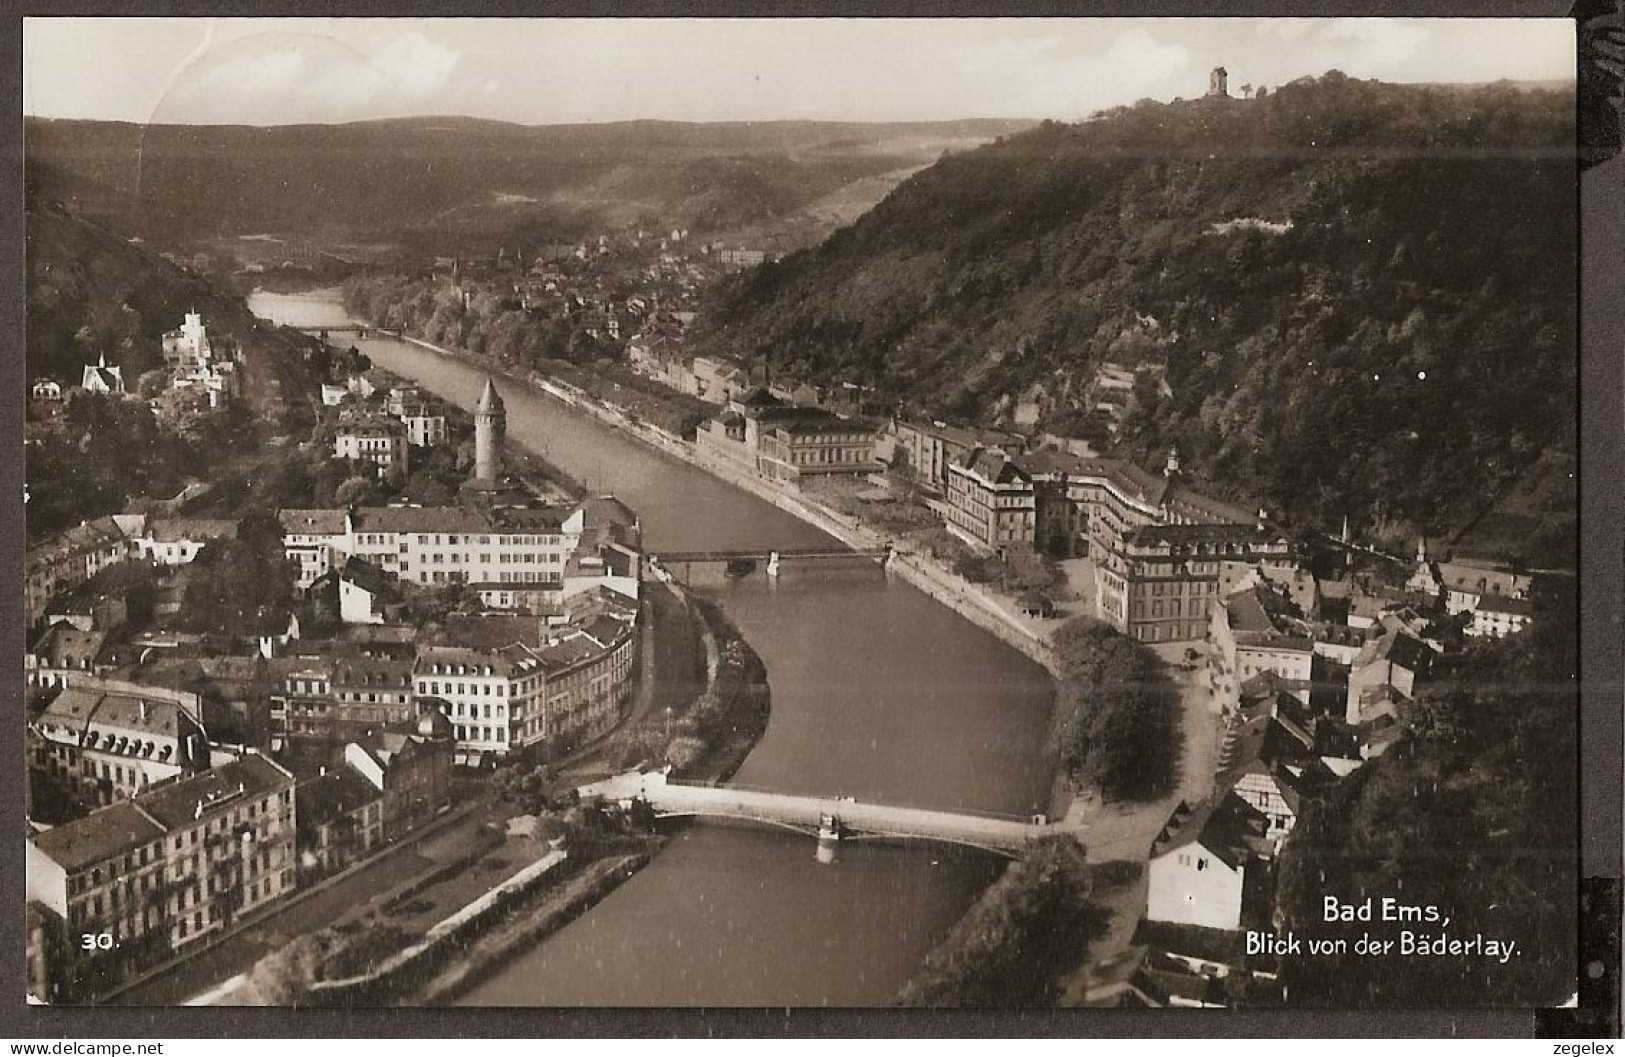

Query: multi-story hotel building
942 444 1295 642
269 650 417 752
1101 524 1298 644
411 601 638 762
25 752 297 1002
943 447 1038 549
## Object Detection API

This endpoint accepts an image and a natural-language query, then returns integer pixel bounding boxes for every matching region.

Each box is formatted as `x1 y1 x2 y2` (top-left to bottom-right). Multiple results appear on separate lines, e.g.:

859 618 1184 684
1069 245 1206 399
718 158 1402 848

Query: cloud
181 29 459 119
198 44 309 96
372 31 460 98
1319 19 1430 69
997 27 1191 116
1099 28 1191 91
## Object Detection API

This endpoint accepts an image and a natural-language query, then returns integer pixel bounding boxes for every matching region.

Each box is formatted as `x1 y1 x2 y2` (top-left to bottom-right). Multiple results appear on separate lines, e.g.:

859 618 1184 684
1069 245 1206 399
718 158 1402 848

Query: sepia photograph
17 14 1593 1019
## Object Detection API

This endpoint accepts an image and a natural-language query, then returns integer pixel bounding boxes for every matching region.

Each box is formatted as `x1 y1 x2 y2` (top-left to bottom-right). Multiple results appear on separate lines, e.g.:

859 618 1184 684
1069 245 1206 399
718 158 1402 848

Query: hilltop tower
474 376 506 483
1208 67 1229 97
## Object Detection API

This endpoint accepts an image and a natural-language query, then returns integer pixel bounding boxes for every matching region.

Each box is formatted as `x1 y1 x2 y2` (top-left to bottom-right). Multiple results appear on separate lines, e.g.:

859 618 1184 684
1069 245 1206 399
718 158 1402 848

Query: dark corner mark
1576 0 1624 168
1536 877 1621 1038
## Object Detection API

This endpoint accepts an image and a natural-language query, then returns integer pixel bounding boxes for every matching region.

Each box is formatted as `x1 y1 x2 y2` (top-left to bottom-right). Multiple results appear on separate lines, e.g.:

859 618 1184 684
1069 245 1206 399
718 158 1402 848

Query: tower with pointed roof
474 377 506 484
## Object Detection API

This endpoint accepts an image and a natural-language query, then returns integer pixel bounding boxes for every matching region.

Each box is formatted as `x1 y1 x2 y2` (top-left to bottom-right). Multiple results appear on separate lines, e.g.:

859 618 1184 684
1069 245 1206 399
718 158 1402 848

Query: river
248 290 1056 1006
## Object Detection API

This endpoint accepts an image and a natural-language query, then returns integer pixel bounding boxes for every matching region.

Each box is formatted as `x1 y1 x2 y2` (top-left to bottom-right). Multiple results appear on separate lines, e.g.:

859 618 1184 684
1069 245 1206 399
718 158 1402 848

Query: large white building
333 420 410 479
280 503 572 590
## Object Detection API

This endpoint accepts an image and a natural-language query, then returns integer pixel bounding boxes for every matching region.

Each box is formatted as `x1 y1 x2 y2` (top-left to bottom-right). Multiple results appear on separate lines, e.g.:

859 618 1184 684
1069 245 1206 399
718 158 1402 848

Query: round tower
475 376 506 482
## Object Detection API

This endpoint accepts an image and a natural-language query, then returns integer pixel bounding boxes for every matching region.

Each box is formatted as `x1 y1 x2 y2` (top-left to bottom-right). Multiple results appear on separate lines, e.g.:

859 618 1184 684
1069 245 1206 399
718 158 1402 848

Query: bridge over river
580 769 1074 857
292 323 389 337
649 545 891 563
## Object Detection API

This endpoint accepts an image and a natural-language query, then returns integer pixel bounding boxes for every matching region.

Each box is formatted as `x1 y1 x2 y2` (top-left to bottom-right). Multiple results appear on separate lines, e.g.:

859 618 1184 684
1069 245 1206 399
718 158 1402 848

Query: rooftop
1150 791 1272 870
136 753 294 830
296 764 383 827
30 802 167 873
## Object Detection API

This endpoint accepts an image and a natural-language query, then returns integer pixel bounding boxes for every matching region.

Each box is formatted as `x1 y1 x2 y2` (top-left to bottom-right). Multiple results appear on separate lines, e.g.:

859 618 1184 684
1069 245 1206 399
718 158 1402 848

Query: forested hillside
24 116 1029 254
1275 574 1577 1007
24 198 323 539
692 75 1576 562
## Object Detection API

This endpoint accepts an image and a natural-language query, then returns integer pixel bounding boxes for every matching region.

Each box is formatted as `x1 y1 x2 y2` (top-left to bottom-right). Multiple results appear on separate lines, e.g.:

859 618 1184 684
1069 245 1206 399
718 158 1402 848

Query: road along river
249 290 1056 1006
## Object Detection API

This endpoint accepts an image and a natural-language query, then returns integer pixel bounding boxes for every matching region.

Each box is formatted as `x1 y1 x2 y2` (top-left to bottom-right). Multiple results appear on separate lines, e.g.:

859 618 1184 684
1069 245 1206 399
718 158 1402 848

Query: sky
23 17 1577 127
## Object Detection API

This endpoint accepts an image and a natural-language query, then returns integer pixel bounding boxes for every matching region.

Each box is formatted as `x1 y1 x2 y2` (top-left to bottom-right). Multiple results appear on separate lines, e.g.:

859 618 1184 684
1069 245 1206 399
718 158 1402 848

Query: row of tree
1047 619 1183 804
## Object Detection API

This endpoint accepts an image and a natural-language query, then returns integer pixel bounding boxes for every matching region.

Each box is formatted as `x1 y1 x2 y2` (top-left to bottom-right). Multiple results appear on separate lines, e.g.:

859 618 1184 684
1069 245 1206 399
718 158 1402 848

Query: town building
161 311 213 367
294 763 385 881
333 555 402 624
25 624 114 690
333 419 410 480
25 752 297 1001
343 711 456 839
80 354 125 395
1470 594 1535 638
130 518 239 566
1207 583 1317 717
939 444 1295 642
412 595 639 763
398 402 450 448
1215 706 1333 847
1146 791 1273 932
268 648 416 752
1345 627 1433 726
1438 559 1533 617
1106 524 1297 645
752 406 883 483
892 419 1026 494
943 447 1037 549
31 680 212 806
26 515 144 626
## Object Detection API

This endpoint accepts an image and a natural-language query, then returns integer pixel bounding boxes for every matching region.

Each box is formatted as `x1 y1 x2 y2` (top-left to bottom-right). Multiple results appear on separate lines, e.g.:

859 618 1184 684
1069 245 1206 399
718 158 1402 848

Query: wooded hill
692 75 1576 565
23 116 1030 256
24 197 324 540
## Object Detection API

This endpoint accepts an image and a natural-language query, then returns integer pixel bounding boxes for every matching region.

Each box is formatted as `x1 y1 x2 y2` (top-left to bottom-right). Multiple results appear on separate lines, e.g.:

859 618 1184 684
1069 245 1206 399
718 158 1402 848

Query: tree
334 475 375 507
136 369 170 398
898 836 1101 1006
1047 618 1182 802
246 933 325 1005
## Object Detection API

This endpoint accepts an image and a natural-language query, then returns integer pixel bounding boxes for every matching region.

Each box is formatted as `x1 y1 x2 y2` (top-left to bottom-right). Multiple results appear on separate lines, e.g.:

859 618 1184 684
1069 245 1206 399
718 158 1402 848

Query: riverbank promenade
580 769 1060 856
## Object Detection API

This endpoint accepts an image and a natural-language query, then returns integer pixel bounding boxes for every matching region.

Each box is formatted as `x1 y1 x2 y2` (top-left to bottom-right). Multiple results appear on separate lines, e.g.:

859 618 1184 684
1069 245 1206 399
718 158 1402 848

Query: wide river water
247 290 1055 1005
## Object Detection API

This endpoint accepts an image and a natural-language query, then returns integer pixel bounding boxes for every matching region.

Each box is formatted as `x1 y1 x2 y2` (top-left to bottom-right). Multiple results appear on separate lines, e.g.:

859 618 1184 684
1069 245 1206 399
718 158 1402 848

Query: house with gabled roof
1146 791 1275 931
1345 628 1432 726
1471 594 1535 639
1215 708 1337 845
80 354 125 395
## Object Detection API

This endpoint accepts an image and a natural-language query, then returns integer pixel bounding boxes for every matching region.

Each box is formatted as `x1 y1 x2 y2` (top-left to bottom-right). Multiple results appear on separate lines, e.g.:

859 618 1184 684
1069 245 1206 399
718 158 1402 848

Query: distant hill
691 74 1576 564
23 116 1032 256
